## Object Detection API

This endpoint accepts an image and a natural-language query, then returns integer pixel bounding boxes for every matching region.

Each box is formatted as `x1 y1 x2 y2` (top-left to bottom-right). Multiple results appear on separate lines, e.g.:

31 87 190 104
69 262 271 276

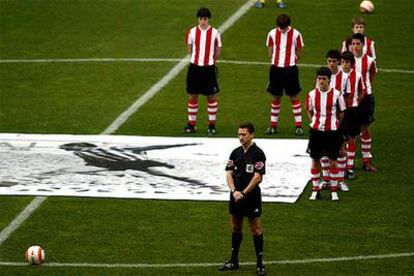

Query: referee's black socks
231 232 243 263
253 234 264 267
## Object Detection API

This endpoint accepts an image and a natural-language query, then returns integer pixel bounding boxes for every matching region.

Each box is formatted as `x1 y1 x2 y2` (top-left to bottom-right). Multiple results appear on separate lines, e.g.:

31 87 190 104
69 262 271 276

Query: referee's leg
219 215 243 271
230 215 243 264
248 217 265 273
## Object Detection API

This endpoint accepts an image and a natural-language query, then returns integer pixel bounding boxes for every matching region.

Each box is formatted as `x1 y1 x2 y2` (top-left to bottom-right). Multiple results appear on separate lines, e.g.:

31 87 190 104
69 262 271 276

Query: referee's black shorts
267 65 301 96
186 63 220 95
359 94 375 125
307 128 341 161
229 190 262 218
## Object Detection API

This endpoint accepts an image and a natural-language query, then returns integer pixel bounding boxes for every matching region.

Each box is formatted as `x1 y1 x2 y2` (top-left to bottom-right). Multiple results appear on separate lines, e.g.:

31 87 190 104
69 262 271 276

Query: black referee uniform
225 143 266 218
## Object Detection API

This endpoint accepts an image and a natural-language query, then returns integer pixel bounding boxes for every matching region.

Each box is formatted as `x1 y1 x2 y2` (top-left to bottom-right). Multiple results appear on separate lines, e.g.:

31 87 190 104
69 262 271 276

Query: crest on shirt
255 161 265 170
246 164 254 173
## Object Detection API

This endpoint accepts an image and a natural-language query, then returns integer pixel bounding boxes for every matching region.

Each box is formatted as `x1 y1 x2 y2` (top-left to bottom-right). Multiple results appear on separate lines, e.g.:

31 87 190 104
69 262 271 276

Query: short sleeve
266 32 273 48
225 150 236 171
185 28 192 45
370 41 376 60
296 32 304 49
254 148 266 175
215 31 222 48
305 92 312 112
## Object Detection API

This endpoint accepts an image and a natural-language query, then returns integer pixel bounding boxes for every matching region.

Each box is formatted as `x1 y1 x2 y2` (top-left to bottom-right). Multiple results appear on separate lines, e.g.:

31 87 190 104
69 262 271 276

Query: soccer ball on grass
25 245 45 265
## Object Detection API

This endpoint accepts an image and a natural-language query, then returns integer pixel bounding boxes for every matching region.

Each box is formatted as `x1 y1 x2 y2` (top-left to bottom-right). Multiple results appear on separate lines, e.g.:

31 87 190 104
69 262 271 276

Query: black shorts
342 107 361 138
267 65 301 96
359 94 375 125
186 63 220 95
229 190 262 218
307 128 341 160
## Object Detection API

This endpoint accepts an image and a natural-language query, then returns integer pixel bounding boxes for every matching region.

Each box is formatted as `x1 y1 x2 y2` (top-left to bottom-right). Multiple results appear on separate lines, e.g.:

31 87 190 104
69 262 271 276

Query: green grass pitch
0 0 413 275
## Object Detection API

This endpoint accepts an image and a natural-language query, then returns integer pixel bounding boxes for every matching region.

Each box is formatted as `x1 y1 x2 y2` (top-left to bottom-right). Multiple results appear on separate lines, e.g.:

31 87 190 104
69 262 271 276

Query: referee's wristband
231 189 236 193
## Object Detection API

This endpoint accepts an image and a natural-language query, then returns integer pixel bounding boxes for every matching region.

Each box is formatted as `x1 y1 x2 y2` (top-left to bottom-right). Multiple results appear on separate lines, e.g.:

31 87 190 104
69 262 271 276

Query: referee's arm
226 170 244 203
226 170 236 191
242 172 263 196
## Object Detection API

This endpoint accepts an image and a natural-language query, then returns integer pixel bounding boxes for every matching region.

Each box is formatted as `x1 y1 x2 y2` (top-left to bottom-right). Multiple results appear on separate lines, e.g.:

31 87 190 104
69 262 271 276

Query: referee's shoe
219 260 239 271
257 265 267 276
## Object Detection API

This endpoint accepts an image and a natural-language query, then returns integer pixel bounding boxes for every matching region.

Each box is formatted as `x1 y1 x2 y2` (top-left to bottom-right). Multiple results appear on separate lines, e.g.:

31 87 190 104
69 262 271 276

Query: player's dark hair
276 14 291 29
316 67 332 79
341 51 355 66
197 7 211 19
352 33 365 44
326 49 342 60
239 122 255 134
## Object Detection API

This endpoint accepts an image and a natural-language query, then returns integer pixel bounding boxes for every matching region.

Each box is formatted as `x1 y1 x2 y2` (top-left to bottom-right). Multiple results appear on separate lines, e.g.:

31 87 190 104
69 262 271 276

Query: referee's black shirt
225 143 266 192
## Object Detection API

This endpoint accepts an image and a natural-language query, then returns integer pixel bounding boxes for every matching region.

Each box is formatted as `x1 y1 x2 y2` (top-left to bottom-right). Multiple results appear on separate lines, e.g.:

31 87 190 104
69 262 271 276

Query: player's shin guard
291 99 302 127
231 232 242 263
270 99 281 127
360 133 372 164
207 99 218 126
253 234 264 267
187 99 198 126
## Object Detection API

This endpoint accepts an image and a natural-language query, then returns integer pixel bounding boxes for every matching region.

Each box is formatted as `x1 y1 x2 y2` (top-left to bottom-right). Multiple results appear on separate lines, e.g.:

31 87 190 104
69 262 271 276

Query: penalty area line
0 252 413 268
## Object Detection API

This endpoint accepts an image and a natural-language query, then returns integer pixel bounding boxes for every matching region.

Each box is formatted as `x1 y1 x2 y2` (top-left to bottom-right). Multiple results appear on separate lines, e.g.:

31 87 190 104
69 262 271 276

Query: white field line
1 57 412 74
0 0 254 247
0 58 182 63
0 197 47 246
101 0 254 134
0 252 413 268
101 57 188 134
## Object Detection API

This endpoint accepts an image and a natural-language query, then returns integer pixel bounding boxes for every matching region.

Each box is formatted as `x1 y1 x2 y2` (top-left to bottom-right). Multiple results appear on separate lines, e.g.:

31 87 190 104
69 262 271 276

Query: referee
219 122 266 276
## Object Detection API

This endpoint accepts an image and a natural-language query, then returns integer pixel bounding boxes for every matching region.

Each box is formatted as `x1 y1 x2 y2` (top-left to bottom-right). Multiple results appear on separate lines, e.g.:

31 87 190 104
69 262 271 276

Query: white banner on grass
0 134 310 203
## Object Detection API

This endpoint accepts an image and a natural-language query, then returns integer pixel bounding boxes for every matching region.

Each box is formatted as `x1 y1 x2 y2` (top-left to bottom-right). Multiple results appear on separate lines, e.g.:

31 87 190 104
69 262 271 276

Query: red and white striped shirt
330 70 348 94
341 36 376 59
266 27 304 67
306 88 346 131
344 69 366 108
354 54 376 95
186 26 222 66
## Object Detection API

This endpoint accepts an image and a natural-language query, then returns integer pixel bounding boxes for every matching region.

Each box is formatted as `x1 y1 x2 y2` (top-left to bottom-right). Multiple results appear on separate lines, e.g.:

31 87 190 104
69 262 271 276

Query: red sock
187 99 198 126
270 99 281 127
291 99 302 127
